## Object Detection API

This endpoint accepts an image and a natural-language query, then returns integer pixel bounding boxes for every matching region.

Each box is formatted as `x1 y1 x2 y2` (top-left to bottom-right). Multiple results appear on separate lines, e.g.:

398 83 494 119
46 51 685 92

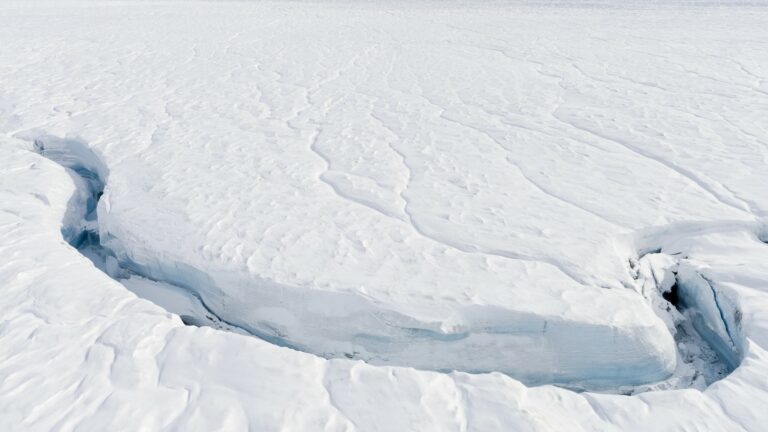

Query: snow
1 1 768 430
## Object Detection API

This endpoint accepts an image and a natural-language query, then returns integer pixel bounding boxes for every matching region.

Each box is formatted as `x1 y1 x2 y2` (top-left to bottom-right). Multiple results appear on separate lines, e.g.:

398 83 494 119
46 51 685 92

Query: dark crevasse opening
632 251 741 392
662 280 679 307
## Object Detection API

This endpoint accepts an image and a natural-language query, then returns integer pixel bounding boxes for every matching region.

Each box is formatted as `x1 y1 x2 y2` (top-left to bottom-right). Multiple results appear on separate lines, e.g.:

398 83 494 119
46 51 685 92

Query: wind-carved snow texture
32 134 740 394
5 2 768 430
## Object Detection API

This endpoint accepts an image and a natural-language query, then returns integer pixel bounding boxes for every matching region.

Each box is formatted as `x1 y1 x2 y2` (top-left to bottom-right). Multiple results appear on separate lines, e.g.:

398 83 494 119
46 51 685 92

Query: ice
2 1 768 430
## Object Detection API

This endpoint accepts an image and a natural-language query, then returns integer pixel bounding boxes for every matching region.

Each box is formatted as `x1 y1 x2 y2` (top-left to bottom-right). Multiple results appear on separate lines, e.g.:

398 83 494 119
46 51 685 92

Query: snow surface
1 1 768 430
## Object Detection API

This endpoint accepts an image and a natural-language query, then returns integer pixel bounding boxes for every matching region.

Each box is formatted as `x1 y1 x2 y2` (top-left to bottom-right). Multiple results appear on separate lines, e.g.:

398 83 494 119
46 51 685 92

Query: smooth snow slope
1 1 768 430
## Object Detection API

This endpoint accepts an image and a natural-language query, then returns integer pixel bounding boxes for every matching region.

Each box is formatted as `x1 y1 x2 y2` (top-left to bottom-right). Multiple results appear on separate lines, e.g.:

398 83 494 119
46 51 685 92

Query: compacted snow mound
30 132 677 390
28 132 743 395
29 132 742 394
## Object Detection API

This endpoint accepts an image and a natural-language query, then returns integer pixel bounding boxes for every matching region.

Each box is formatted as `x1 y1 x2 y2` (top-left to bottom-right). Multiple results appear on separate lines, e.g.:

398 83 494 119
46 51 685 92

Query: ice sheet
1 1 768 430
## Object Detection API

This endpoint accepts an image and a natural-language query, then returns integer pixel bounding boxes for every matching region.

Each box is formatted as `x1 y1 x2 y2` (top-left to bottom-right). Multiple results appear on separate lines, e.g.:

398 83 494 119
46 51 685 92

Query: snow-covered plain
1 1 768 430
